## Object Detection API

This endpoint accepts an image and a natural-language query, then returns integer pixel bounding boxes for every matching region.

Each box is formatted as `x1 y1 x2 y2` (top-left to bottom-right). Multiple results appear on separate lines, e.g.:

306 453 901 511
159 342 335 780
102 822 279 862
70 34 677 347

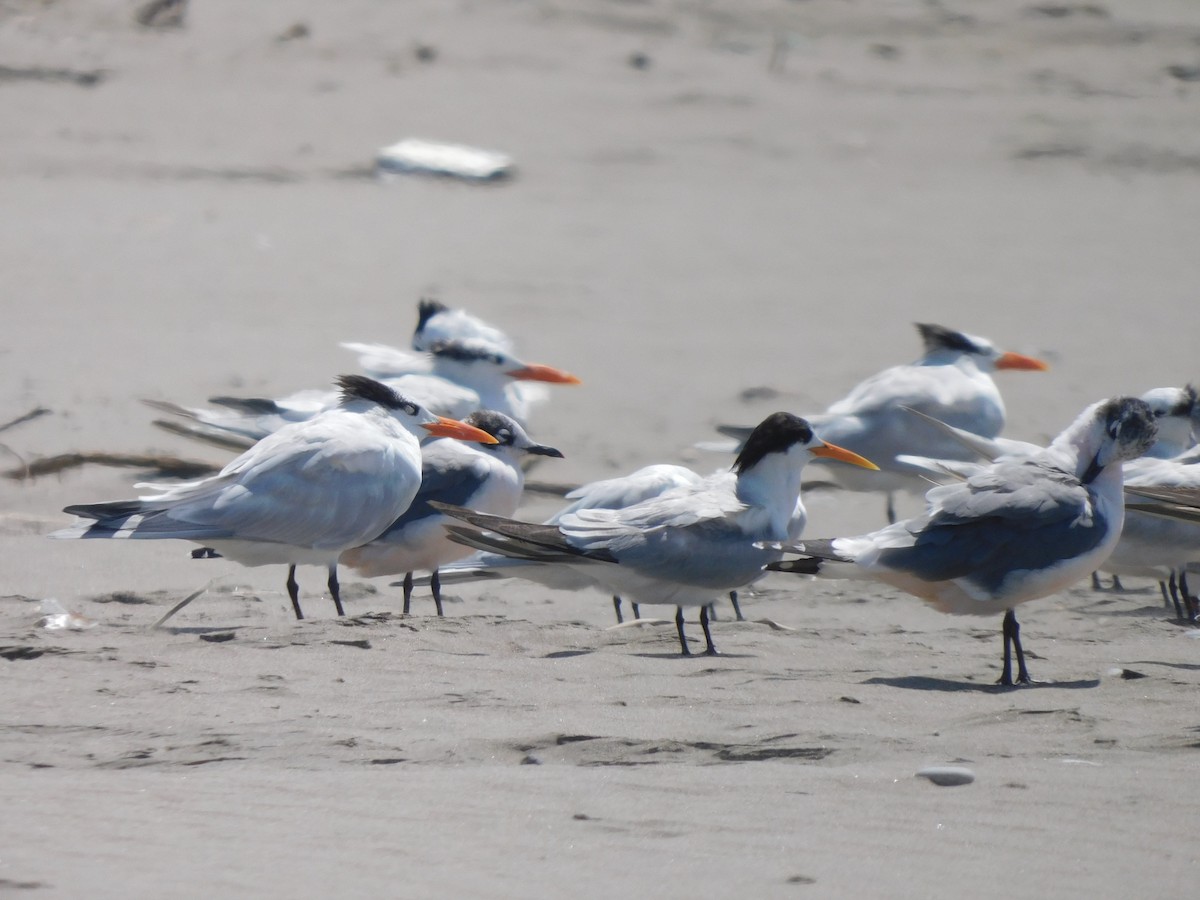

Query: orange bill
812 441 879 470
422 416 500 444
995 351 1049 371
506 363 582 384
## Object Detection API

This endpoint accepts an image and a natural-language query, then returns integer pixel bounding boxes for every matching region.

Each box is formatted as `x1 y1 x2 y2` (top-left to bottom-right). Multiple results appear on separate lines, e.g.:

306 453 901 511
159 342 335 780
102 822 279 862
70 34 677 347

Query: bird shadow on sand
863 675 1101 693
1082 603 1180 619
627 650 756 661
1125 660 1200 672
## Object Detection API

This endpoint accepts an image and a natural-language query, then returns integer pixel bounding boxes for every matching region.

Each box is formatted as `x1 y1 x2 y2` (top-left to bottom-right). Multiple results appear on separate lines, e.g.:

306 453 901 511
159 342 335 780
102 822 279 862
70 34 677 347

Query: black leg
1090 571 1102 591
402 571 414 614
998 609 1031 686
1159 579 1171 608
1168 571 1185 619
675 607 691 656
431 569 444 617
327 565 345 616
286 565 304 620
706 602 718 622
886 493 896 525
631 602 641 620
700 605 718 656
612 596 624 625
1111 574 1124 591
729 590 744 622
1179 570 1199 621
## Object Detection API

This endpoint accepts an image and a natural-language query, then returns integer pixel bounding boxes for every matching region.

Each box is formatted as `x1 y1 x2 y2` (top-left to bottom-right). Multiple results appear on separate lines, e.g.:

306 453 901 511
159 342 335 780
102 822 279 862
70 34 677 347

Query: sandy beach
3 1 1199 896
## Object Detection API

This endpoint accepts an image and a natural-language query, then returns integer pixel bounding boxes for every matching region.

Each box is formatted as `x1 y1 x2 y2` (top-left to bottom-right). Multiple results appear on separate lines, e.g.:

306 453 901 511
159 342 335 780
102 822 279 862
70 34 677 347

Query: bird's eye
404 403 419 416
497 429 512 444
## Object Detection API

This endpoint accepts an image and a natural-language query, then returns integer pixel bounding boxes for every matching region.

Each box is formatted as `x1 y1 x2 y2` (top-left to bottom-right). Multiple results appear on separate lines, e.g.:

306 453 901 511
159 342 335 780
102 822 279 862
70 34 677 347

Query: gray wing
432 503 617 563
374 450 493 540
1125 484 1200 524
875 460 1109 592
65 415 417 550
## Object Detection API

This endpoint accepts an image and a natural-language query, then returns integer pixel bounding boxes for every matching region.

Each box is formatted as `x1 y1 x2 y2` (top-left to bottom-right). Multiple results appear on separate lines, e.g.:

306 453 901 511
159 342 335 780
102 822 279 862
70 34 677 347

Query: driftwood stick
4 451 220 481
0 407 51 436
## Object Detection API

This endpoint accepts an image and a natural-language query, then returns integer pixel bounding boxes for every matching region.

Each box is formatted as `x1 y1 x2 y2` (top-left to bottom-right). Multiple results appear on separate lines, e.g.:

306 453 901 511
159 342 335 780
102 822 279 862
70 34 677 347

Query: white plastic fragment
38 598 97 631
916 766 975 786
376 138 514 181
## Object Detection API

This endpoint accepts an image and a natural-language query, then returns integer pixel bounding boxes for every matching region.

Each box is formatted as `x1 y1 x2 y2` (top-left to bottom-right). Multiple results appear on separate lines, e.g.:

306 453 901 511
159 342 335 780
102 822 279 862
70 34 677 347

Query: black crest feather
1175 384 1198 417
733 412 815 474
415 298 450 334
915 323 981 355
336 375 417 412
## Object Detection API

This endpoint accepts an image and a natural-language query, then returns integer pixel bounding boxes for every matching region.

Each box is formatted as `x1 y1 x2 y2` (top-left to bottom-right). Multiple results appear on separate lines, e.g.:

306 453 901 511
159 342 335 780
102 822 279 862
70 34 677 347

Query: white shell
377 139 514 181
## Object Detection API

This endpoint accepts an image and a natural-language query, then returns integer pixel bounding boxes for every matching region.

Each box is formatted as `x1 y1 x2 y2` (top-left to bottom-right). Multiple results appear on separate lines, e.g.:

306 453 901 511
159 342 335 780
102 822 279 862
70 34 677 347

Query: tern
1102 446 1200 620
432 412 877 656
767 396 1158 685
340 410 564 615
893 385 1200 613
52 376 498 620
150 339 580 449
410 297 515 353
716 323 1048 522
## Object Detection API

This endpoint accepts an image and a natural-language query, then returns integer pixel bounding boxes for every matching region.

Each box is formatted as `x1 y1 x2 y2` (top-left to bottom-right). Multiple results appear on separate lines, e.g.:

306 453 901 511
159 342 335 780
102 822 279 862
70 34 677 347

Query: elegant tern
433 412 877 656
1102 446 1200 620
150 339 579 449
340 410 563 615
411 297 515 353
894 385 1200 615
717 323 1048 522
52 376 498 620
768 396 1158 685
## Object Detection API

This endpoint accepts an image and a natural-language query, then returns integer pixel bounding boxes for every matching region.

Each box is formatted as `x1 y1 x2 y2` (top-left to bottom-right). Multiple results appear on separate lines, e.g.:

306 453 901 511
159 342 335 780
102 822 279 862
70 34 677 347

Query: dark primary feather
793 538 850 563
63 499 147 521
443 525 590 563
766 557 823 575
207 396 283 415
1125 485 1200 507
62 500 235 541
431 502 618 562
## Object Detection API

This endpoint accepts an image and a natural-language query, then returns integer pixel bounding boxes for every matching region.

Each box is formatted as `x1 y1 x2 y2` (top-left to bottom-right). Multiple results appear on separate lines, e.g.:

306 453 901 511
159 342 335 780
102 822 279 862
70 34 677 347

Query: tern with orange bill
435 412 878 656
713 323 1049 522
150 338 580 449
53 376 499 621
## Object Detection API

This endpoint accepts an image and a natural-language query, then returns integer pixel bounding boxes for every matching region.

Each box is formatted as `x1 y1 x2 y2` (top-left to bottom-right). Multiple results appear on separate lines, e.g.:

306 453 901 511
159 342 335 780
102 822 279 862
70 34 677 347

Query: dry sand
2 1 1199 896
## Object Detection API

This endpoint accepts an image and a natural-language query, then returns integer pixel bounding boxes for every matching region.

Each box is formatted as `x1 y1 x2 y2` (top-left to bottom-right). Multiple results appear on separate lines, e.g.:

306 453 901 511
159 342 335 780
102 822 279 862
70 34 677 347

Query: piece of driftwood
0 407 50 436
4 452 219 481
